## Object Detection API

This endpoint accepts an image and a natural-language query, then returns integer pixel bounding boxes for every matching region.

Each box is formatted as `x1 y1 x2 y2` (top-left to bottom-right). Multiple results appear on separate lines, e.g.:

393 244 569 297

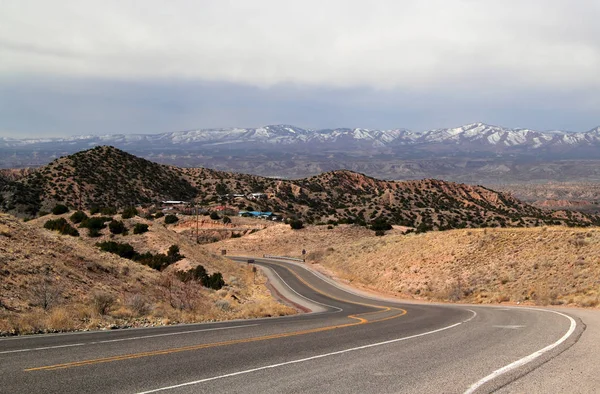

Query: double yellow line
26 261 406 372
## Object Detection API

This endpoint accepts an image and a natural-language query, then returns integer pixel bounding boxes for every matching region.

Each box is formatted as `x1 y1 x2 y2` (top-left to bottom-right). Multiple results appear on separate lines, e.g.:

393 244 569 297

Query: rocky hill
0 146 197 214
2 146 598 230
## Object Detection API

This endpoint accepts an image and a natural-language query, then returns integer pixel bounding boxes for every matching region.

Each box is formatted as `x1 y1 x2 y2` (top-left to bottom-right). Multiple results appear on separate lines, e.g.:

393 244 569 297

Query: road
0 257 586 393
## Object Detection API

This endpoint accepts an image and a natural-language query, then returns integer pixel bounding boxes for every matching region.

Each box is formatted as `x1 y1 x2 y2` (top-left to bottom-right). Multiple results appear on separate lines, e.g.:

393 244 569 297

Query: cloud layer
1 1 599 137
2 1 599 90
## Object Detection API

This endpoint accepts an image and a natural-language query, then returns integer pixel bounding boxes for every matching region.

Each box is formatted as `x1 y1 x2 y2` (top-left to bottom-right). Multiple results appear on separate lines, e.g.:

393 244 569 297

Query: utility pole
196 201 199 243
78 184 82 211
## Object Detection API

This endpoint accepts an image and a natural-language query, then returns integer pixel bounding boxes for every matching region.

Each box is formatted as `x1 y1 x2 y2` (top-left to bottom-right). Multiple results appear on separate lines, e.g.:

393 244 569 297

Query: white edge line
264 265 343 313
230 257 341 313
0 324 258 355
256 258 580 394
136 309 478 394
463 308 577 394
266 257 395 304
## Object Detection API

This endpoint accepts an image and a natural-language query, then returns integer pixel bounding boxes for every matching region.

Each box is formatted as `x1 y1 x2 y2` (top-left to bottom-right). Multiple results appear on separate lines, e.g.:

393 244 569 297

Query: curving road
0 257 585 393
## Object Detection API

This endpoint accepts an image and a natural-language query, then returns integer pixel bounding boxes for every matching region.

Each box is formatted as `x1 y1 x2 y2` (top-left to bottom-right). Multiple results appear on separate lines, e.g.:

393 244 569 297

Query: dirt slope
0 213 294 336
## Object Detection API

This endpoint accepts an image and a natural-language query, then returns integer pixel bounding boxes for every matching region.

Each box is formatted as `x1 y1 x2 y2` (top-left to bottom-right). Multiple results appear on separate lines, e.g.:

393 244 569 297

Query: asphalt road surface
0 257 587 393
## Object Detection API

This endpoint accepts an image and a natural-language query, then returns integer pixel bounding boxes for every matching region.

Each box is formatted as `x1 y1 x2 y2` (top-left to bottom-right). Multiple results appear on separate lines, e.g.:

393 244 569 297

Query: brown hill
2 146 598 230
178 168 600 230
0 213 294 336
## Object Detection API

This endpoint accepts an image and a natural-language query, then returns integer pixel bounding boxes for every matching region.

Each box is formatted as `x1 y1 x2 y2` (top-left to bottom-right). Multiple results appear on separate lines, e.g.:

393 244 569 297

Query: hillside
2 146 598 230
0 146 197 215
493 182 600 213
0 212 294 336
209 223 600 308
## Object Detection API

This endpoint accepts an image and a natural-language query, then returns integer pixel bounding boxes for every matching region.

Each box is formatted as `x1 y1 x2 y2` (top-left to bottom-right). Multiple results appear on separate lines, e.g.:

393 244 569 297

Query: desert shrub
37 211 49 217
127 294 150 316
97 241 183 271
222 216 231 224
154 212 164 219
133 223 149 234
176 264 225 290
51 204 69 215
70 210 88 224
176 265 208 283
80 216 112 230
289 219 304 230
89 206 100 215
370 218 392 232
136 250 182 271
44 218 79 236
164 214 178 224
30 277 62 310
92 291 115 315
215 299 230 311
215 183 228 195
96 241 137 259
167 245 181 259
210 212 220 220
205 272 225 290
121 206 138 219
109 220 126 235
375 230 386 236
100 207 117 215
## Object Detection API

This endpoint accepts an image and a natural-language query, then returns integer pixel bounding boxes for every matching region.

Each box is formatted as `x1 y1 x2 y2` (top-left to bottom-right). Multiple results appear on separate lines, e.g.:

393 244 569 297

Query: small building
238 211 278 219
162 200 187 205
248 193 267 200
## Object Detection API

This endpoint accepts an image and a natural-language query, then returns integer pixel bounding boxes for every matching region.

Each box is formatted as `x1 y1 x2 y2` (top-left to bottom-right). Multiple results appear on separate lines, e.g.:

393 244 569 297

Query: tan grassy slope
0 213 294 336
211 224 600 308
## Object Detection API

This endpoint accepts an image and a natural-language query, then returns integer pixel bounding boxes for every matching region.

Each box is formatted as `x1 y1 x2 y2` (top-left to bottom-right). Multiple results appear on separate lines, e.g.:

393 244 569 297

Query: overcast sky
1 0 599 137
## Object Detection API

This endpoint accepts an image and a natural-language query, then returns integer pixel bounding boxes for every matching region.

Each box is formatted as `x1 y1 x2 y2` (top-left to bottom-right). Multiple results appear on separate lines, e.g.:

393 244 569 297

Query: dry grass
214 223 600 308
0 213 295 336
206 222 377 258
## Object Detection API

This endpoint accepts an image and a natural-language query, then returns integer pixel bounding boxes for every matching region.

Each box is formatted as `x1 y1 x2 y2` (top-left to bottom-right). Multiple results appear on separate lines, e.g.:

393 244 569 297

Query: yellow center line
25 261 407 372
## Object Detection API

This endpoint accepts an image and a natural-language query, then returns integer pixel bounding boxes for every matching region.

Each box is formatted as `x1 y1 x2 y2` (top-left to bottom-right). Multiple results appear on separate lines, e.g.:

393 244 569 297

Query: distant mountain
2 146 598 230
2 122 600 153
3 123 600 182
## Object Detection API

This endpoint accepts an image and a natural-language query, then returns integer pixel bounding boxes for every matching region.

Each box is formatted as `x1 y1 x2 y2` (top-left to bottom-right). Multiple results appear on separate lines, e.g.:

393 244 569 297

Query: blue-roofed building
237 211 284 220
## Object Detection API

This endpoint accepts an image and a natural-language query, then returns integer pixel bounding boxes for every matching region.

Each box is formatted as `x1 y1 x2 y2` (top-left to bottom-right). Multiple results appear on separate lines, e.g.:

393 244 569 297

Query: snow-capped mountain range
3 123 600 169
2 123 600 152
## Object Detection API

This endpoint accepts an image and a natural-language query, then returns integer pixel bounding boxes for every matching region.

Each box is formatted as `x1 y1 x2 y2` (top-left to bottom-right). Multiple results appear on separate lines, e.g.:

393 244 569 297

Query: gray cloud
0 1 598 137
1 1 599 90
